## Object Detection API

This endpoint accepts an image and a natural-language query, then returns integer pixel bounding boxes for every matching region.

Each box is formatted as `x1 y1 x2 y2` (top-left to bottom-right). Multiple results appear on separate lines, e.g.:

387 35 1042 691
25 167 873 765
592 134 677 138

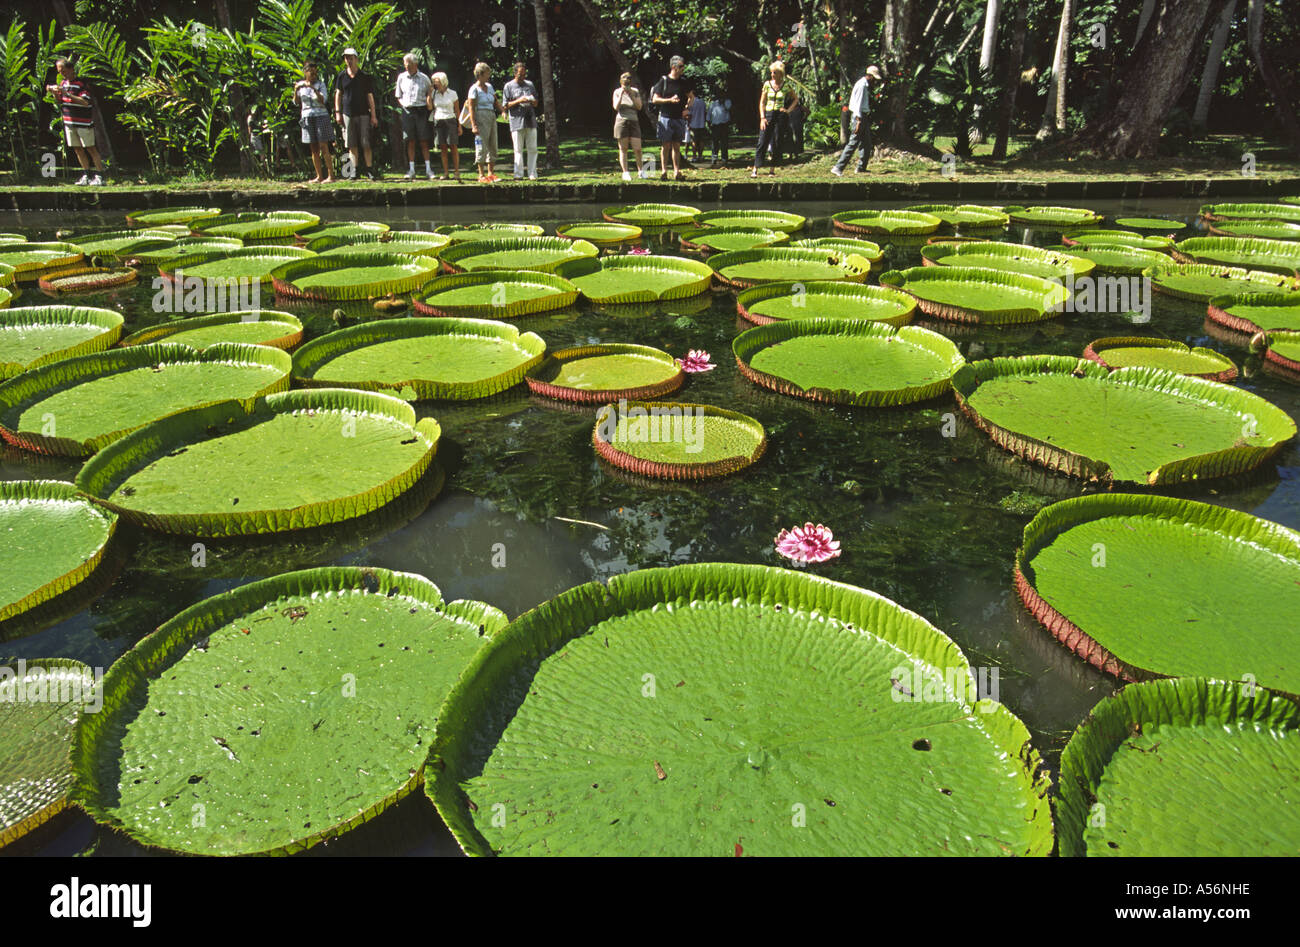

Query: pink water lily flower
676 349 715 373
774 523 842 564
627 246 651 255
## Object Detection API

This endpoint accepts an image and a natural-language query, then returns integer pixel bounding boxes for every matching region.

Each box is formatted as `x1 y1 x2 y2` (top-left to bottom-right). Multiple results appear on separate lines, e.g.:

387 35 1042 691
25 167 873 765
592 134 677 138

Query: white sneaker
404 169 415 179
74 174 89 186
621 171 632 182
528 173 537 180
427 170 436 180
637 168 648 179
89 174 104 186
829 166 843 177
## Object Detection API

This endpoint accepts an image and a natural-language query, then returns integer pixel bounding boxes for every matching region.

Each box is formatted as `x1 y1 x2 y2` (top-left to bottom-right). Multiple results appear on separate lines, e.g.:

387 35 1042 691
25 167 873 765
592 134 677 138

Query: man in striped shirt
46 58 105 185
830 65 881 177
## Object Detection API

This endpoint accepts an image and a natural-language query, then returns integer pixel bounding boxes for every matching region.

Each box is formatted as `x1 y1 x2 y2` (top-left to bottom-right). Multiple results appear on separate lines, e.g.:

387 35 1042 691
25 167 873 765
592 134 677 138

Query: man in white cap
831 64 882 176
334 47 380 179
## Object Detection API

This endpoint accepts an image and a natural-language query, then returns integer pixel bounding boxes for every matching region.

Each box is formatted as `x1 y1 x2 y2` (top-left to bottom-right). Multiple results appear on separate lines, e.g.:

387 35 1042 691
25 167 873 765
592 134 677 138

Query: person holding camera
612 73 647 181
296 62 336 184
47 58 105 185
651 56 694 181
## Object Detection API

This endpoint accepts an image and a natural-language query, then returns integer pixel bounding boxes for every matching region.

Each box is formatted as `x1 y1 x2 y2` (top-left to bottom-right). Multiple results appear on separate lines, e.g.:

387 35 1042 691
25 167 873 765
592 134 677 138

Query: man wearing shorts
334 47 379 180
47 58 105 186
395 54 434 180
651 56 694 181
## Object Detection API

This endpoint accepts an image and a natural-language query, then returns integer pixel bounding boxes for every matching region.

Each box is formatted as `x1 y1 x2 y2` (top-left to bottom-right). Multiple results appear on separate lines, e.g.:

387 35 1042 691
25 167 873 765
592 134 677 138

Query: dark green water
2 200 1297 856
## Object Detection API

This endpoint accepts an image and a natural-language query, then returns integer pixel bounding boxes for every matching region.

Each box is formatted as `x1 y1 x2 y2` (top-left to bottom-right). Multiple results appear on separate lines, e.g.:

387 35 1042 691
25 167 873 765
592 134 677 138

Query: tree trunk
570 0 653 125
881 0 915 142
1134 0 1157 44
1036 0 1073 140
50 0 117 168
386 22 403 172
1065 0 1225 158
530 0 561 168
214 0 253 175
1247 0 1300 155
993 0 1028 159
1192 0 1235 130
979 0 1002 71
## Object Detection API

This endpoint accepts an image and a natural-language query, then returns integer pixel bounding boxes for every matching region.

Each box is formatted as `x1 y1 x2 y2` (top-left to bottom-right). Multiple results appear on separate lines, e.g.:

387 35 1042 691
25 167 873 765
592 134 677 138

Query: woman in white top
394 53 434 179
430 72 461 182
612 72 646 182
466 62 502 183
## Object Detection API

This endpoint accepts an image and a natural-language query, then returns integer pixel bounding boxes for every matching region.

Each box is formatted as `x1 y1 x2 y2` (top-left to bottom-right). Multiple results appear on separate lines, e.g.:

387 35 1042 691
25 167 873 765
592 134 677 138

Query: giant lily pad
905 204 1010 229
440 237 598 274
526 343 683 403
1258 330 1300 383
0 342 291 456
1 658 101 847
1004 205 1103 228
120 311 303 351
307 231 451 257
790 237 884 266
880 266 1069 325
1200 202 1300 224
831 209 941 236
1206 292 1300 334
70 229 175 258
432 222 545 242
554 222 642 244
602 203 701 226
159 247 316 289
1016 494 1300 691
295 221 390 242
75 389 441 535
1061 229 1173 251
38 265 138 294
70 567 506 854
1206 219 1300 241
425 562 1052 856
1111 216 1186 231
1082 336 1236 382
695 209 806 233
678 226 787 252
734 318 963 406
554 255 713 303
192 211 321 240
271 251 441 303
414 271 578 318
0 287 10 309
952 355 1296 485
125 206 222 228
1057 678 1300 857
293 317 545 400
0 306 124 379
0 243 84 281
593 402 766 479
1044 243 1167 276
1144 262 1299 302
708 248 869 288
736 281 915 327
1173 236 1300 277
129 237 244 265
920 241 1095 280
0 480 118 623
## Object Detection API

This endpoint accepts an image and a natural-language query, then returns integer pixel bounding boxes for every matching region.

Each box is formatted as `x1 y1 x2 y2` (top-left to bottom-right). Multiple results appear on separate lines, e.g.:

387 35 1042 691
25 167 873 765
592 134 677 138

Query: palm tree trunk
1134 0 1157 44
1036 0 1073 140
992 0 1028 159
214 0 253 175
1247 0 1300 155
530 0 560 168
1192 0 1236 130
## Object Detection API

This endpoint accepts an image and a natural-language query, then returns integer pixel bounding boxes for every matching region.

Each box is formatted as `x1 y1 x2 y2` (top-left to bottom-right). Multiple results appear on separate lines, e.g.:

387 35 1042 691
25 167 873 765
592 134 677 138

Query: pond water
2 199 1297 856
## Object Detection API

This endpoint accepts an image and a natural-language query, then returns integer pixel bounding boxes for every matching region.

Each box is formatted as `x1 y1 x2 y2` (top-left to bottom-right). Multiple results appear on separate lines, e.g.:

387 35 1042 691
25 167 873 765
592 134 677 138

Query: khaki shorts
341 113 372 149
613 116 641 141
64 125 95 148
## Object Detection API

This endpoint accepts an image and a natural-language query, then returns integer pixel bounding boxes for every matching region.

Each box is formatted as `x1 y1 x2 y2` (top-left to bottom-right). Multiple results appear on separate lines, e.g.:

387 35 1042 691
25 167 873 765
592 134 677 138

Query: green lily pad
880 266 1069 325
129 237 244 265
0 263 14 289
1 658 101 847
920 241 1095 279
602 203 701 227
1057 678 1300 857
905 204 1010 229
271 251 441 303
1207 219 1300 241
75 389 441 535
0 480 118 623
293 317 545 400
307 231 451 257
1173 236 1300 277
734 318 963 406
525 343 683 403
593 402 766 479
1016 494 1300 692
70 567 506 854
38 265 139 295
125 206 222 228
790 237 884 264
709 247 870 288
695 209 807 233
432 222 545 241
440 237 599 274
425 562 1052 856
831 209 942 236
414 271 578 318
1144 263 1299 302
1112 216 1185 231
554 255 713 304
0 243 84 280
295 221 391 242
1061 229 1174 251
555 222 642 244
0 342 291 456
953 355 1296 485
678 226 787 252
159 247 316 288
192 211 321 240
1200 202 1300 224
0 306 124 379
70 229 175 257
1206 292 1300 334
0 234 26 243
0 287 10 309
1259 330 1300 382
1083 336 1236 381
1043 243 1168 276
736 281 915 327
119 311 303 351
1004 205 1103 228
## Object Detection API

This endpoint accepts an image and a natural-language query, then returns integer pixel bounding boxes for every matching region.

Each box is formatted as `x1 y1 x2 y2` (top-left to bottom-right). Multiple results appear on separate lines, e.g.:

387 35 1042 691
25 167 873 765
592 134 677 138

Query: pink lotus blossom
774 523 842 564
627 246 651 255
676 349 715 373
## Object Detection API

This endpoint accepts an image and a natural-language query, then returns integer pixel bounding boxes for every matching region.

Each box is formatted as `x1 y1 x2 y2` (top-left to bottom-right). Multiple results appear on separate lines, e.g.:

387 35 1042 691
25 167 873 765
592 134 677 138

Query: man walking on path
651 56 694 181
47 58 105 185
707 95 732 166
502 62 540 180
334 48 380 180
831 65 880 176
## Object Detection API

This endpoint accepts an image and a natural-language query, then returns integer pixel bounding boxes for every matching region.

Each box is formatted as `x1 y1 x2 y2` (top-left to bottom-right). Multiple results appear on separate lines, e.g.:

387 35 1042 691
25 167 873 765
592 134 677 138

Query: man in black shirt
651 55 695 180
334 48 379 179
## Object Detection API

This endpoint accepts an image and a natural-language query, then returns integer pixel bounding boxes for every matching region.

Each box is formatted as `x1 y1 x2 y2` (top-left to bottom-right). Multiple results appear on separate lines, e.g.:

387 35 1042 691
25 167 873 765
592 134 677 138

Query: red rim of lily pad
524 343 685 404
591 400 767 481
1205 292 1300 336
1259 332 1300 382
37 266 139 294
1081 336 1238 383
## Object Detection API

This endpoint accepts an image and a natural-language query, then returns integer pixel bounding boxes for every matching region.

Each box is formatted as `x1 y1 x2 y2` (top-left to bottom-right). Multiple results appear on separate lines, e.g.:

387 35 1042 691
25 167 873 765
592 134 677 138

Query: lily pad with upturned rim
708 247 870 288
292 317 545 400
736 281 915 327
0 342 292 456
789 237 884 266
1016 494 1300 694
159 246 316 288
554 222 642 244
0 243 85 281
119 311 304 351
37 266 138 294
414 271 578 318
1143 263 1299 302
1206 292 1300 335
952 355 1296 485
554 254 713 304
1057 678 1300 857
677 226 787 253
125 206 222 228
830 209 942 236
1207 219 1300 240
432 222 546 241
69 566 506 855
1003 205 1103 228
425 562 1053 856
192 211 321 240
0 288 10 309
879 266 1069 325
1112 216 1185 231
307 231 451 257
1060 229 1173 251
525 343 684 404
694 209 807 233
904 204 1010 229
1200 202 1300 224
602 203 701 227
128 237 244 265
270 251 441 303
0 306 124 379
1082 336 1236 382
1042 243 1167 276
74 389 441 536
439 237 599 274
920 241 1095 280
1172 236 1300 277
1258 330 1300 382
294 221 390 243
593 402 766 480
733 318 964 406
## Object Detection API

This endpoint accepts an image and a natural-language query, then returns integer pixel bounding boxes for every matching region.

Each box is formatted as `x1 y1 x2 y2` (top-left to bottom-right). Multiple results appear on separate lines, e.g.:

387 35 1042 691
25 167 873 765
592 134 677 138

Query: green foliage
0 19 59 175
